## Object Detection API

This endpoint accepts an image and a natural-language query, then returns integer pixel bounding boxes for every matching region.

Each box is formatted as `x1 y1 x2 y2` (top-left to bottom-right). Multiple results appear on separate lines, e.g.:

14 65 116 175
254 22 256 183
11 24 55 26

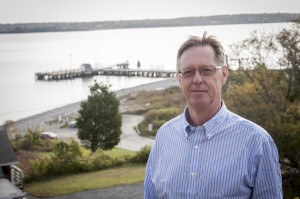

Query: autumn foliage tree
224 20 300 197
76 81 122 152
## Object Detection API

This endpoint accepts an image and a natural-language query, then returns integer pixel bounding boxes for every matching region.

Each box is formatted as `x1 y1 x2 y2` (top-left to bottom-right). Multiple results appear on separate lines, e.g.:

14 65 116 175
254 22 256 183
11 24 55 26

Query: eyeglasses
178 66 223 78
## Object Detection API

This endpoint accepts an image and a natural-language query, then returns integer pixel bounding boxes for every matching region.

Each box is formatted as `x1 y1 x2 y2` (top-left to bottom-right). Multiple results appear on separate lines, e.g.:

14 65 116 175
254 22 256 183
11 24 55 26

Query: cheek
207 79 222 94
179 83 190 97
213 73 226 88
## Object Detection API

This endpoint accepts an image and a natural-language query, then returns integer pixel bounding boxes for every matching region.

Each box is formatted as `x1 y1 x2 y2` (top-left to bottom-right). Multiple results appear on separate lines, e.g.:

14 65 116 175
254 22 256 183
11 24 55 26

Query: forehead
180 45 216 68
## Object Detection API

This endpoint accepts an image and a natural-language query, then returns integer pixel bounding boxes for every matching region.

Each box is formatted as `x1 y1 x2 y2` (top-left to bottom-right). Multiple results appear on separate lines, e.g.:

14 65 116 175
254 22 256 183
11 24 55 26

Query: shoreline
11 77 179 133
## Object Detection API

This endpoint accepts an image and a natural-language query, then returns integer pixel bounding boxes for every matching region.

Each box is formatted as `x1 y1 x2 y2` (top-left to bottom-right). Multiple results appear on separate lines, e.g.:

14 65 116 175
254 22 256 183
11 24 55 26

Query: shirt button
191 172 195 176
194 145 198 149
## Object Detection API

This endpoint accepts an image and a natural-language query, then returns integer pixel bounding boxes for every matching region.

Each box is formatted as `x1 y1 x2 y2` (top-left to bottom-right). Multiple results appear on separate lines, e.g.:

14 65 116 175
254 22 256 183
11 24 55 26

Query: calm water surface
0 23 289 124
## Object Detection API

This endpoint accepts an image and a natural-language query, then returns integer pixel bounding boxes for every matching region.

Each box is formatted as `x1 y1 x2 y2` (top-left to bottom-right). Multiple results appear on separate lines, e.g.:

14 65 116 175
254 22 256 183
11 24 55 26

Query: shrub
17 150 41 181
130 146 151 163
13 129 40 151
125 87 185 137
11 128 57 152
138 107 181 137
27 157 51 181
87 150 116 170
21 143 135 182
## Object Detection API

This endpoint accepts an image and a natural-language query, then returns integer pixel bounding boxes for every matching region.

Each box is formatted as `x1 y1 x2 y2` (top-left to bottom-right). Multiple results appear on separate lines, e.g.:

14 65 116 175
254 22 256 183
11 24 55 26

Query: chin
190 97 215 108
190 101 209 108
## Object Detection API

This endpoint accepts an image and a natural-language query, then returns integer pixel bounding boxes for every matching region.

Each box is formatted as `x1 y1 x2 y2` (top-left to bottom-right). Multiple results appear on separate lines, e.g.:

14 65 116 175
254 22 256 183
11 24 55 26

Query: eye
202 67 213 72
200 67 214 75
182 70 195 77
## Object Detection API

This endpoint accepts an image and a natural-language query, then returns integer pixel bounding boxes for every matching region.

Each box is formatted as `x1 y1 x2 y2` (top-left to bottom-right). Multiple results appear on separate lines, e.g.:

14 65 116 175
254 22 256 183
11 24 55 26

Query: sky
0 0 299 24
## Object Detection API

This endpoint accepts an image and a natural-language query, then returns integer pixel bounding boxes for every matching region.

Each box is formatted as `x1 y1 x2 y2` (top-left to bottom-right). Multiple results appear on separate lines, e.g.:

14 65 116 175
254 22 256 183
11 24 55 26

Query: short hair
176 33 225 72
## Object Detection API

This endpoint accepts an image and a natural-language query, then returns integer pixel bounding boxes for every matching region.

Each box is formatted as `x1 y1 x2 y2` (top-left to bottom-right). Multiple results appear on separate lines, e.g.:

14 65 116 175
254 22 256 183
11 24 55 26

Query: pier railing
35 68 177 81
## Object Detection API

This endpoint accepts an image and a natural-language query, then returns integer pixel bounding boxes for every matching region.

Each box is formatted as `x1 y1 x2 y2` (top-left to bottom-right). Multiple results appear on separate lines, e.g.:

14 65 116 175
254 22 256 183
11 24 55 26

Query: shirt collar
182 101 229 139
182 107 191 138
203 102 228 139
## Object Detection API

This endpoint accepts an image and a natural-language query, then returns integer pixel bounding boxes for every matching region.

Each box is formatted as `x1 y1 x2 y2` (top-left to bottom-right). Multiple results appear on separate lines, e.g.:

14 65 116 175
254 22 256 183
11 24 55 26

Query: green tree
76 81 122 152
226 20 300 197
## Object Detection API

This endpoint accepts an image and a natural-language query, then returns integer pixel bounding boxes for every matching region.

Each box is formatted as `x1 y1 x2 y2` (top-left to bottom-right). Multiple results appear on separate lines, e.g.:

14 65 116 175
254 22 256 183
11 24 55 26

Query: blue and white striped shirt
144 103 282 198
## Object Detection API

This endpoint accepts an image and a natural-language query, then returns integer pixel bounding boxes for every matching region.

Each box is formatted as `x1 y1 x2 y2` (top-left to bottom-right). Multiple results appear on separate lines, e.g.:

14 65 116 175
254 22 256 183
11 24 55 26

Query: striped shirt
144 103 282 198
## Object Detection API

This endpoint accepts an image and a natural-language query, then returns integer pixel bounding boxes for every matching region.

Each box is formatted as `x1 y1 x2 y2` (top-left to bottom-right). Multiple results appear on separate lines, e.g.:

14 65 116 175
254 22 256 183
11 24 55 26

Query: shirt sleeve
144 150 157 199
252 138 283 198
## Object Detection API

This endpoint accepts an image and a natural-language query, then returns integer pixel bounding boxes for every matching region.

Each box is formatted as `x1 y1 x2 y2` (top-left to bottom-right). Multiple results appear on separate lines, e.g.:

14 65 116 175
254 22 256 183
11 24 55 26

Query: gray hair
176 32 225 72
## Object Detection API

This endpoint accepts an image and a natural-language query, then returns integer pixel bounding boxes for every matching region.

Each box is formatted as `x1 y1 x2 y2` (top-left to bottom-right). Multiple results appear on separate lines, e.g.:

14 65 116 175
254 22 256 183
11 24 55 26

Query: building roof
0 130 18 166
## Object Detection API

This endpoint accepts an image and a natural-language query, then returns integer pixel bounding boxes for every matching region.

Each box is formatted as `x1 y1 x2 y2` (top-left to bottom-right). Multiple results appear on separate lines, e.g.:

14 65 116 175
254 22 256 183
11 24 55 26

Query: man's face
177 45 228 111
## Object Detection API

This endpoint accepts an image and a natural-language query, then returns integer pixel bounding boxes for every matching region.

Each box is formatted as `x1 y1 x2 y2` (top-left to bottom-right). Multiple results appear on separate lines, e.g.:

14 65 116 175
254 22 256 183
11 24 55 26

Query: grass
25 164 146 197
105 147 136 158
78 147 136 158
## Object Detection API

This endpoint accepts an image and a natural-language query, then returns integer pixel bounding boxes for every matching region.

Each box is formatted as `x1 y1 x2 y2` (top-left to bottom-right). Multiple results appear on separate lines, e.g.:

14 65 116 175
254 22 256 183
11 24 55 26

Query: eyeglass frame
177 66 223 78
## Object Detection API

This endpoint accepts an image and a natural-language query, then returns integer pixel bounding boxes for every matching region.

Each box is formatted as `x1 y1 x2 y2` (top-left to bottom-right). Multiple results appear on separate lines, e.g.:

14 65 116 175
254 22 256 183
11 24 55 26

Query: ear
176 73 181 82
176 73 182 88
221 66 228 85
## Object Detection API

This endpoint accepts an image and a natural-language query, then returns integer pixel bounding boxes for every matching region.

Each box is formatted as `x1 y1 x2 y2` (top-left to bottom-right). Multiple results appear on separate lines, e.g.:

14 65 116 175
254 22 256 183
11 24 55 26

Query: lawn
79 147 136 158
103 147 136 158
25 164 146 197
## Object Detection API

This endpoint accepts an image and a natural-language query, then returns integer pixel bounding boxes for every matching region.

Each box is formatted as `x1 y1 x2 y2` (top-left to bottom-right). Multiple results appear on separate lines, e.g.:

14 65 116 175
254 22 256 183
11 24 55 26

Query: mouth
191 90 207 93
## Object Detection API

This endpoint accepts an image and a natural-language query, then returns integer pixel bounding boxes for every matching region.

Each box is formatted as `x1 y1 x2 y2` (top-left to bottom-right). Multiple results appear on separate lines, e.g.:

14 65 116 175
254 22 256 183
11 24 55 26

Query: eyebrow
181 65 213 70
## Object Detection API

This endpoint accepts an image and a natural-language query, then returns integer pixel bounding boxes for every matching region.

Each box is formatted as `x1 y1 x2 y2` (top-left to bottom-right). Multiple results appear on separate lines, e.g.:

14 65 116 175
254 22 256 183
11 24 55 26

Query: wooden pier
35 67 177 81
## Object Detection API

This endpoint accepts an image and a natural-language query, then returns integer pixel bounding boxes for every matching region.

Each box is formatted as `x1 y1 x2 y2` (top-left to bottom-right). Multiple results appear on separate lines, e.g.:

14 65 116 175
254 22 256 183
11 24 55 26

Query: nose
193 70 204 84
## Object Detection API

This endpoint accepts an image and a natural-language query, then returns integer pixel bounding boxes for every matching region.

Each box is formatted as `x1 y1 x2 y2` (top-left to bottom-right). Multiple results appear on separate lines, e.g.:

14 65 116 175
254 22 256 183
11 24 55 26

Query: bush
87 150 117 170
22 144 152 182
11 129 56 152
27 157 52 181
138 107 181 137
21 143 138 182
16 127 152 182
130 146 151 164
124 87 185 137
17 150 41 181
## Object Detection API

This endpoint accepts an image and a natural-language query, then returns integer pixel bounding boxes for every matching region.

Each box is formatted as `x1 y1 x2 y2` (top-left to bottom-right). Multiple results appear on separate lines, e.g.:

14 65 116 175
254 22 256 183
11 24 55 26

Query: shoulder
226 110 274 143
225 110 279 164
155 113 185 140
161 113 184 129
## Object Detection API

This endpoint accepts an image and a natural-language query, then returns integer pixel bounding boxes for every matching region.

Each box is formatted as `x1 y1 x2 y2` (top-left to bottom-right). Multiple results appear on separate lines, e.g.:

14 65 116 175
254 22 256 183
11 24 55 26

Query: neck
187 102 222 126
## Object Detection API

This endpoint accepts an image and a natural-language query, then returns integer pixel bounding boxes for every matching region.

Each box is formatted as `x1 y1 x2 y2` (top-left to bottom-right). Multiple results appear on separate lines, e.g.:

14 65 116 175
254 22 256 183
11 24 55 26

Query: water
0 23 289 124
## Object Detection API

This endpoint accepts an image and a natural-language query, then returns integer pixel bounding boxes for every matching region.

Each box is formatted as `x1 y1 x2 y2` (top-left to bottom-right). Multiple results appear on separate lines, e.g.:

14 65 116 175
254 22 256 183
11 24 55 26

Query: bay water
0 22 289 124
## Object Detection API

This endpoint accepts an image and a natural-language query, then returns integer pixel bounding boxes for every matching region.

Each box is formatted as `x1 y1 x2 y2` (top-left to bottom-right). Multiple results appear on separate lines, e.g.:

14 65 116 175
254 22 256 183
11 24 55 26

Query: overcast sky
0 0 299 24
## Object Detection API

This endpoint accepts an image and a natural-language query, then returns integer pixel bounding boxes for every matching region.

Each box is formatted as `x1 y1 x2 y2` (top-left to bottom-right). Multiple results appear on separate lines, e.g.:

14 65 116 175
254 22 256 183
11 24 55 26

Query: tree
76 81 122 152
276 21 300 101
225 20 300 197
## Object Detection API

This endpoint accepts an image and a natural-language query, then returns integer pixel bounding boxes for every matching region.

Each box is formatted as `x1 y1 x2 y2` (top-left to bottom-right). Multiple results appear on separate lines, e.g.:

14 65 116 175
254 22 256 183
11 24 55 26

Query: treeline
0 13 299 34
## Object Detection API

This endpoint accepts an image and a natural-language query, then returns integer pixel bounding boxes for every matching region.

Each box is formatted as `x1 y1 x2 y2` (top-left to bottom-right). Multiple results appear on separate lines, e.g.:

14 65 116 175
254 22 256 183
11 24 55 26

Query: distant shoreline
0 13 299 34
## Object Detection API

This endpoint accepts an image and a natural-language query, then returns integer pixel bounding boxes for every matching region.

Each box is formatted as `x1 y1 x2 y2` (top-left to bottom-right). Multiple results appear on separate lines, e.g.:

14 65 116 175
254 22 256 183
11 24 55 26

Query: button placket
188 127 203 194
191 128 202 177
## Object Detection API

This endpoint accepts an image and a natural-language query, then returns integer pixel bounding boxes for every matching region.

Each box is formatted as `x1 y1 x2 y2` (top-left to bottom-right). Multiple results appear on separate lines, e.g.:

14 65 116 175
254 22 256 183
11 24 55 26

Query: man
144 34 282 198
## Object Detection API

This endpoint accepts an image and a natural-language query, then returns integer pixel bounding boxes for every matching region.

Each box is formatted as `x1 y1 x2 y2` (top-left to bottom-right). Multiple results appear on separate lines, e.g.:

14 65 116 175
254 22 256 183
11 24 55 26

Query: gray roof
0 130 18 166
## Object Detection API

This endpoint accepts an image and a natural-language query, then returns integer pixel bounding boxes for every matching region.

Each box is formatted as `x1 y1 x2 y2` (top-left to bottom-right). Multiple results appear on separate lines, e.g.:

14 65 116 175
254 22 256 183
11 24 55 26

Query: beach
11 77 179 151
